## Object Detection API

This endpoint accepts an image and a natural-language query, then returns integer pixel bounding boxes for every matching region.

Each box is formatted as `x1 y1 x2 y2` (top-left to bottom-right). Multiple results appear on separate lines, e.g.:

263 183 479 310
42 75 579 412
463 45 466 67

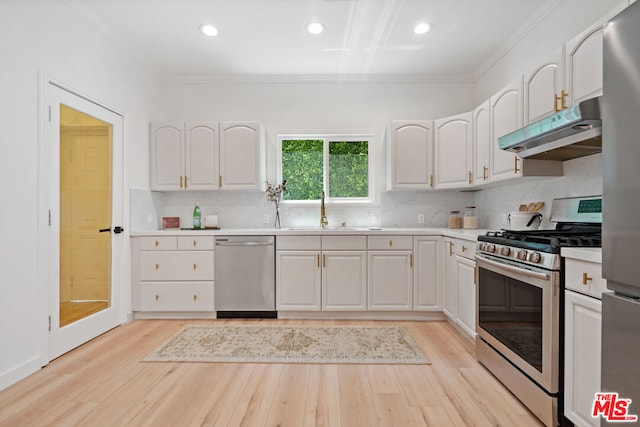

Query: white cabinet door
456 256 476 338
185 122 219 190
564 290 602 427
443 238 458 320
322 251 367 311
150 122 183 191
434 112 473 189
473 100 491 184
565 25 603 106
388 121 433 189
368 251 413 311
276 251 322 311
525 48 563 124
490 76 523 182
219 121 264 191
413 236 441 311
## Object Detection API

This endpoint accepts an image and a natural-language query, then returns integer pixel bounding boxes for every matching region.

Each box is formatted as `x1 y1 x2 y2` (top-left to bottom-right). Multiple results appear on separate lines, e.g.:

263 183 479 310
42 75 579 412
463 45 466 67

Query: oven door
475 253 560 393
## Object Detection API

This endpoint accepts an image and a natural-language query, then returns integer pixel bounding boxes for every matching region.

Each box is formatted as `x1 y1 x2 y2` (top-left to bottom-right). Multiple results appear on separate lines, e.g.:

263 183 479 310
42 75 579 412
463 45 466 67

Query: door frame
37 73 126 363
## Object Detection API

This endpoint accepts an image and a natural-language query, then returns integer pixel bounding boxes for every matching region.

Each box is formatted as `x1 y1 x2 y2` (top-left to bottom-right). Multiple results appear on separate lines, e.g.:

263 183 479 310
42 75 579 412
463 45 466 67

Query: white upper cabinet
150 122 183 191
490 76 524 182
473 100 491 184
525 48 564 124
565 24 604 106
434 112 473 189
150 122 218 191
219 122 265 191
185 122 219 190
388 120 434 190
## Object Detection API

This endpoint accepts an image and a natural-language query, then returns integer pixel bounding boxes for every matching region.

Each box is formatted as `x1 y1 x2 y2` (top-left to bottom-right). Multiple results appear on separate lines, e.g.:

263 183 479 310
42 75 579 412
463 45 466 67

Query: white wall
0 0 160 389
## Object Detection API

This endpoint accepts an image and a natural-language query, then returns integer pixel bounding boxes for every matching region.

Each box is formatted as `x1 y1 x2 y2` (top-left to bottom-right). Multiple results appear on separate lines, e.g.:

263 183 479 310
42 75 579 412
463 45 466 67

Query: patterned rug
143 324 430 364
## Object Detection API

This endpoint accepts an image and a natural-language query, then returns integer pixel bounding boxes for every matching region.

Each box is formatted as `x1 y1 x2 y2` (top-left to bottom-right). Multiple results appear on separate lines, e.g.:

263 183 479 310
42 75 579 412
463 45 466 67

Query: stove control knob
479 243 486 251
517 250 528 261
528 252 543 263
500 247 511 256
486 244 496 253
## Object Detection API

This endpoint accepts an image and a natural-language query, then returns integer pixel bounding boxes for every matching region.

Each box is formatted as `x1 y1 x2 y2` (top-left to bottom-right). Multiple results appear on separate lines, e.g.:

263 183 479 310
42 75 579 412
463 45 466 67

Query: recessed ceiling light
414 22 431 35
199 24 218 37
307 22 325 35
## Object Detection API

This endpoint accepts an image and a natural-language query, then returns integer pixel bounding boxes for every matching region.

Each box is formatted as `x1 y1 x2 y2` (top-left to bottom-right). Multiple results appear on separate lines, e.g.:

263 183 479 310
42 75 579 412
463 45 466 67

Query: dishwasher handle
215 240 274 247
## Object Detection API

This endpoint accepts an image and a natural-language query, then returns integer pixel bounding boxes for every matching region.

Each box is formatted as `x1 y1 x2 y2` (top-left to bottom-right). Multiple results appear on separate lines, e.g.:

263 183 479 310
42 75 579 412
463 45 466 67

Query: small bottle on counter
193 202 202 229
463 206 478 229
448 211 462 229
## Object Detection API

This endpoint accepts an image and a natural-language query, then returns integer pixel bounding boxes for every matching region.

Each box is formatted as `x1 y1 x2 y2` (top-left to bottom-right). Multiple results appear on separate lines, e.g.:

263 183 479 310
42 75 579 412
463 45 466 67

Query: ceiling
66 0 560 83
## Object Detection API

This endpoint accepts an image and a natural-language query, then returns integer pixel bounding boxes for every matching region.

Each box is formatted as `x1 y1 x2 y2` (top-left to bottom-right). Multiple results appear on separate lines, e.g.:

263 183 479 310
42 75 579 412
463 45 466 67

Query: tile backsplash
129 154 602 232
474 153 603 230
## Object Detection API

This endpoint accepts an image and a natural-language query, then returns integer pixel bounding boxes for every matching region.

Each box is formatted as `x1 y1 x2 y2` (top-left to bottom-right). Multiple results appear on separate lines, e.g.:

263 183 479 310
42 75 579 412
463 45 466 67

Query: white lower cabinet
276 236 322 311
323 251 367 310
413 236 442 311
132 236 215 313
368 236 413 311
456 256 476 337
563 253 604 427
140 282 214 311
443 238 458 319
443 237 476 338
564 290 601 427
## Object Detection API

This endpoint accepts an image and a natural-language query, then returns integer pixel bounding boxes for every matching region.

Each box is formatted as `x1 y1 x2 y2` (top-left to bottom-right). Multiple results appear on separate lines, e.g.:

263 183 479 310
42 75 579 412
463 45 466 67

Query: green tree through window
281 139 323 200
280 136 372 201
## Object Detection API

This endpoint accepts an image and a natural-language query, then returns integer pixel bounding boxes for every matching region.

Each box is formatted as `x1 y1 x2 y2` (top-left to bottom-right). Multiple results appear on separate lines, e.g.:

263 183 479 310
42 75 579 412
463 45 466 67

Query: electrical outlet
369 213 378 225
417 213 425 224
262 214 270 224
147 213 153 225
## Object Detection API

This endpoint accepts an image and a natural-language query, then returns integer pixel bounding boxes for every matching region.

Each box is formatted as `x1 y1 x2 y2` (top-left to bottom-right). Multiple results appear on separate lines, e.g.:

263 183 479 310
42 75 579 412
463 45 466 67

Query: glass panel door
59 105 112 327
48 83 123 360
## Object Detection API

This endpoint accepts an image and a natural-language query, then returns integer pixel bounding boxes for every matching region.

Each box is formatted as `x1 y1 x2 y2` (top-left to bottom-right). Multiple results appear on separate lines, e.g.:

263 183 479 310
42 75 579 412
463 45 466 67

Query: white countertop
130 227 490 242
561 247 602 263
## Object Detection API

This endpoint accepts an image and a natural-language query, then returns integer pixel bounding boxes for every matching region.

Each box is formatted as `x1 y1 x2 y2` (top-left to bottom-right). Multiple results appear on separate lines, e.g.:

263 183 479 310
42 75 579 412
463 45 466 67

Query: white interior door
47 83 124 360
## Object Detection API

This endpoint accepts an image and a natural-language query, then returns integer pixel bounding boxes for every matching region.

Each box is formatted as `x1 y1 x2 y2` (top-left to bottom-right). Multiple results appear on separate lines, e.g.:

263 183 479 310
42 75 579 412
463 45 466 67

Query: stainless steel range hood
498 96 602 161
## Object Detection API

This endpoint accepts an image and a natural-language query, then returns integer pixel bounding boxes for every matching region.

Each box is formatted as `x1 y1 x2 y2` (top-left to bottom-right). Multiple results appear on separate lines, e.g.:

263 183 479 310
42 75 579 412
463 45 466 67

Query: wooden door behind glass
59 104 112 327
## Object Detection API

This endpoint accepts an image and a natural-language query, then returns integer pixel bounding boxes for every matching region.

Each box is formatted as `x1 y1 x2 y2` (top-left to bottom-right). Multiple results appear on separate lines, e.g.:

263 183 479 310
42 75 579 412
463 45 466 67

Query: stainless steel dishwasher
214 235 276 318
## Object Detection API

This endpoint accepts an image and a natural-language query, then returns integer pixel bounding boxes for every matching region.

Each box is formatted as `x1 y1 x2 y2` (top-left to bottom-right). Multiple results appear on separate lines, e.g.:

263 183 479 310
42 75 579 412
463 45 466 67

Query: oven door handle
475 254 550 281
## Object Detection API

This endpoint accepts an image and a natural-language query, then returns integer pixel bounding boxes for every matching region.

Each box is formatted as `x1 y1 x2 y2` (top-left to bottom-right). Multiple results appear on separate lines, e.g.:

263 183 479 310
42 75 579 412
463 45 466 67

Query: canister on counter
448 211 462 229
463 206 478 229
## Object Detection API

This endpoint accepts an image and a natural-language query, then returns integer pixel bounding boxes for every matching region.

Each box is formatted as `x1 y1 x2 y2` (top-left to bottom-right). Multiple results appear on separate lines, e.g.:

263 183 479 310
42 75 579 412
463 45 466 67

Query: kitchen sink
281 226 382 232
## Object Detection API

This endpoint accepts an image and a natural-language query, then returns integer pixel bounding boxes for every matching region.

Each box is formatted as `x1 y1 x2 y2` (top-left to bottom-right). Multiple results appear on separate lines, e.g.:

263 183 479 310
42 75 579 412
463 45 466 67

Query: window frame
277 131 377 206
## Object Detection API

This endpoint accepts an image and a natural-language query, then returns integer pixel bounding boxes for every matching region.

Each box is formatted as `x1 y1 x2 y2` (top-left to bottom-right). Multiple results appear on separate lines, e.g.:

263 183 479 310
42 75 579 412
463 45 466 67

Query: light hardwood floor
0 319 544 426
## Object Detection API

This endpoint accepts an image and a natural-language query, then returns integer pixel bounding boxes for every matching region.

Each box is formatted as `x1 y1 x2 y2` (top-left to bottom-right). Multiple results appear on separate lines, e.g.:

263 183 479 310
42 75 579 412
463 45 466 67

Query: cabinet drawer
455 240 476 259
277 236 321 250
140 251 214 281
368 235 413 250
322 236 367 250
140 236 177 251
565 258 606 299
140 282 214 311
178 236 215 250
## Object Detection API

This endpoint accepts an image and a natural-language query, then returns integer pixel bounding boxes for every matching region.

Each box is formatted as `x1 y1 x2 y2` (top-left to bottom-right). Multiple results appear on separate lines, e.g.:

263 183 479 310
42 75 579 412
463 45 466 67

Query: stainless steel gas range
475 196 602 427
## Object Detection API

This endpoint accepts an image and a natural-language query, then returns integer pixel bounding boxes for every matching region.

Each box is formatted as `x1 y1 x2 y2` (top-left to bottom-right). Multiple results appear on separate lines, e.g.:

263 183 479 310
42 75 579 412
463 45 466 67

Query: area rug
143 324 430 365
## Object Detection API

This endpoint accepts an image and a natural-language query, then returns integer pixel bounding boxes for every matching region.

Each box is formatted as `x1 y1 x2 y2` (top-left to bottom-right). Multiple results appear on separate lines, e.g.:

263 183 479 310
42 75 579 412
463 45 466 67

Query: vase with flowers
265 180 288 228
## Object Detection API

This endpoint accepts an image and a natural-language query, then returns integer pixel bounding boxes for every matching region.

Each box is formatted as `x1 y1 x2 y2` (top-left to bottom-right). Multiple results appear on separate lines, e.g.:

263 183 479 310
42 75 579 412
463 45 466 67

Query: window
278 133 374 203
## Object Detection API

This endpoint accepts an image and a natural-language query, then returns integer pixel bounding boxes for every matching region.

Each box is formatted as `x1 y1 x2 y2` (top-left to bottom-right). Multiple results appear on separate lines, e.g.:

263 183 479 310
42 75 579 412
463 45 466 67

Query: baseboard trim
0 356 45 392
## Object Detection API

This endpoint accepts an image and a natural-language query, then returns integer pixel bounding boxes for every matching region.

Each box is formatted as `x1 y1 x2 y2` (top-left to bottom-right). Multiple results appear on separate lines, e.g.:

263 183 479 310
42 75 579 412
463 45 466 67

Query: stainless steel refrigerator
602 2 640 425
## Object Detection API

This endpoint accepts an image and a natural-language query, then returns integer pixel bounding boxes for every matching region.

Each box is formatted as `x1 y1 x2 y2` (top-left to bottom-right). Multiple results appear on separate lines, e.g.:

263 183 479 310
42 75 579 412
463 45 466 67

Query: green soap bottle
193 202 201 229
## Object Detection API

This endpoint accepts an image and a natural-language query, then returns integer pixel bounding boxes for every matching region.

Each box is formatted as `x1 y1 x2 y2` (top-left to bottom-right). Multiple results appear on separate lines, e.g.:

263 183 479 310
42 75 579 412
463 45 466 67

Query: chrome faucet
320 191 328 228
